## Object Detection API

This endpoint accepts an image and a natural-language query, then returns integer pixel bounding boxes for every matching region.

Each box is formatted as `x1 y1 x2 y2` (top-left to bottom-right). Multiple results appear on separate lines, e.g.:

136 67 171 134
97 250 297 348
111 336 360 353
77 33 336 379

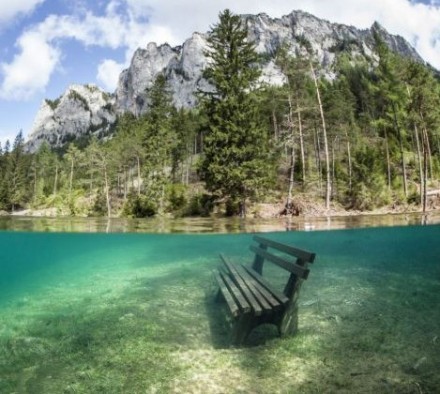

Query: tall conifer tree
199 9 273 216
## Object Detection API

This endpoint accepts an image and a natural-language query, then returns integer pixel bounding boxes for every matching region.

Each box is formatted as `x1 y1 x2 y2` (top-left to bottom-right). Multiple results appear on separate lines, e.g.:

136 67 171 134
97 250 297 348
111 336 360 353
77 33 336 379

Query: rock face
27 84 116 152
115 32 212 115
27 10 423 150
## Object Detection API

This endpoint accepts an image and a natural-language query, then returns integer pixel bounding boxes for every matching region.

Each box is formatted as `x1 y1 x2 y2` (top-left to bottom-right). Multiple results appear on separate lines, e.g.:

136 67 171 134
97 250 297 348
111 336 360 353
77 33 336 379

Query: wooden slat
250 245 310 279
233 265 272 313
220 255 263 316
253 236 316 263
243 265 289 305
213 271 240 317
235 264 281 311
221 272 251 314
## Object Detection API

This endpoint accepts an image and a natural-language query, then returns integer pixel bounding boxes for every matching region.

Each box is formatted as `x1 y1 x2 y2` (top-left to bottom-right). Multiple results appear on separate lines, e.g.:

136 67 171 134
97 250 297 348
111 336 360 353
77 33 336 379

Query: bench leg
279 300 299 336
215 288 225 303
231 314 255 346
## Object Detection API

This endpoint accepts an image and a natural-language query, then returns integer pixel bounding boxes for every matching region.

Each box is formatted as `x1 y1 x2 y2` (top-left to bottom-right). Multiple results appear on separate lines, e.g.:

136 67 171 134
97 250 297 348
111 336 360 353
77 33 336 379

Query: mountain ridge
26 9 423 152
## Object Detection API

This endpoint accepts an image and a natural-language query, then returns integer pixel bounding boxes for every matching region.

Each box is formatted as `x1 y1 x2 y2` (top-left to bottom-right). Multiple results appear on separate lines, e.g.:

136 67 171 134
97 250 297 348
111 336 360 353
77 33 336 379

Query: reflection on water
0 211 439 233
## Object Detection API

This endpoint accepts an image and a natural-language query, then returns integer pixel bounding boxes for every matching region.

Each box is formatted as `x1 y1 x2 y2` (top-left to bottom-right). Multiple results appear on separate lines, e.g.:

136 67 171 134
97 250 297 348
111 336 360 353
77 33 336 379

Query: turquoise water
0 224 439 392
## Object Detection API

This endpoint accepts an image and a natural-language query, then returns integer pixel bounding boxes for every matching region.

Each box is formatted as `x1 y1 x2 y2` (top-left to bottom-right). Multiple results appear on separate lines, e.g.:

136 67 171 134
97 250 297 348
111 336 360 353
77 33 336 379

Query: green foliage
185 193 215 216
68 90 90 111
122 192 157 217
1 26 440 216
350 146 391 209
45 97 61 110
166 183 187 212
199 9 275 216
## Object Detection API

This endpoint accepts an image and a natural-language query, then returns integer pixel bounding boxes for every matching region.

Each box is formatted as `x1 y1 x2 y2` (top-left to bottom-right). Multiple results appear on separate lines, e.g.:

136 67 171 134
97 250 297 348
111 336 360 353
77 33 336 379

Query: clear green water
0 224 439 393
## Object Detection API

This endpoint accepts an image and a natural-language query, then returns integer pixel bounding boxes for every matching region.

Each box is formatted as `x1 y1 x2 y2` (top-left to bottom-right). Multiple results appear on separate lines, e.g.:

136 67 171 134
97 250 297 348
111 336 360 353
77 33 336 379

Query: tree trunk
33 163 37 204
286 147 295 210
384 129 391 192
136 155 141 196
124 166 128 200
331 136 338 199
413 124 424 206
422 126 429 213
426 131 433 180
314 124 322 194
53 163 58 196
69 158 74 197
392 103 408 198
406 84 423 206
297 100 306 186
345 130 352 193
103 166 111 217
419 112 430 213
272 109 279 140
311 62 331 210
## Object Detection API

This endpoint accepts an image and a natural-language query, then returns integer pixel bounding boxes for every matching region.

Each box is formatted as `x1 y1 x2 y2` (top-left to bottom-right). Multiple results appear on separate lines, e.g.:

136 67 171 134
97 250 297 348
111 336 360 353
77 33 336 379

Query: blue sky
1 0 440 147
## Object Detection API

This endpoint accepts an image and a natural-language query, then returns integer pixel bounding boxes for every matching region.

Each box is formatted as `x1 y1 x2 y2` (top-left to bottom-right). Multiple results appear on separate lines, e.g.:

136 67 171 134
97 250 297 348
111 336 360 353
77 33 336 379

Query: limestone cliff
27 84 115 152
27 10 422 151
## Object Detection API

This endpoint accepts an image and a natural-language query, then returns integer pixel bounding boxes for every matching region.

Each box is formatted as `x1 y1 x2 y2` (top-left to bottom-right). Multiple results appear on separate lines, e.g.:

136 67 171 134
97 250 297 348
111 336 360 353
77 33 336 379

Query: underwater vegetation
0 225 439 393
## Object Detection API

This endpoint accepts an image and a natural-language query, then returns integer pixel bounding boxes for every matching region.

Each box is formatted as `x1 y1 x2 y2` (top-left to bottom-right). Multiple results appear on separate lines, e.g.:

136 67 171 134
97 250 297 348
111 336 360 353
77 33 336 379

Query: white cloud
0 0 45 23
135 0 440 69
0 30 60 100
0 1 182 97
97 59 124 91
1 0 440 100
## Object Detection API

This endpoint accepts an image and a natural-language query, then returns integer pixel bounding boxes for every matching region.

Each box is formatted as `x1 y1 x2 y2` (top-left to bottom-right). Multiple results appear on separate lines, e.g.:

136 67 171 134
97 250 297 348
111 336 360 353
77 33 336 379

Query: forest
0 10 439 218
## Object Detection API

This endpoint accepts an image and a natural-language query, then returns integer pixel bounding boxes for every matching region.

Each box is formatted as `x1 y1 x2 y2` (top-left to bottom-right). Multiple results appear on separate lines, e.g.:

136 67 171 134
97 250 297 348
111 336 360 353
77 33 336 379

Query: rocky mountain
27 10 423 151
27 84 116 152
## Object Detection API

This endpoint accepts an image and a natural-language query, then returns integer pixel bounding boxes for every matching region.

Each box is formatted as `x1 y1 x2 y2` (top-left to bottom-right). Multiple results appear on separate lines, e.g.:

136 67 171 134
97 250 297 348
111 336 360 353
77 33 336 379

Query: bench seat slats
253 235 316 263
250 245 310 279
221 254 263 316
221 271 251 314
214 271 240 317
243 265 290 305
215 236 316 346
233 265 273 313
235 264 282 311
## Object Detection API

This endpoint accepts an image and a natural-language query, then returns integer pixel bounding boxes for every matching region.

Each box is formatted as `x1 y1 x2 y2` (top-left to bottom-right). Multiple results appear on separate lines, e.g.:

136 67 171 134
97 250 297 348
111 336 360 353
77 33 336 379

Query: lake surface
0 214 439 393
1 210 440 233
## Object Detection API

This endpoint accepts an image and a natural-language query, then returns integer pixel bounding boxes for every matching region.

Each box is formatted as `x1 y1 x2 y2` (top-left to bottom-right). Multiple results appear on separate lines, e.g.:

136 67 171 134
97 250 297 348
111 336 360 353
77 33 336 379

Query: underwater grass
0 225 439 393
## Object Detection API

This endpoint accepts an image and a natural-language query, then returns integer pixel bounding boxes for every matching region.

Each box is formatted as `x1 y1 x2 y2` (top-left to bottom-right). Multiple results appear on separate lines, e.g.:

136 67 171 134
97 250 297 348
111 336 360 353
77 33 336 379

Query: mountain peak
27 9 423 150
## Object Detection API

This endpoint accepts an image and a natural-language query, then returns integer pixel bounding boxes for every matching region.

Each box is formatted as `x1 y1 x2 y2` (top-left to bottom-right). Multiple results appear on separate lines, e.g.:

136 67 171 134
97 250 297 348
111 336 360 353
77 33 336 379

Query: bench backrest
250 235 316 297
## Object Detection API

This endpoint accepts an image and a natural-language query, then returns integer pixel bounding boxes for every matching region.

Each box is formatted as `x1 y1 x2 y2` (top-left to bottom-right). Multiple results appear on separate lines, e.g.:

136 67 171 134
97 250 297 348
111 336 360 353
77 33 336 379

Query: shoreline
2 200 440 220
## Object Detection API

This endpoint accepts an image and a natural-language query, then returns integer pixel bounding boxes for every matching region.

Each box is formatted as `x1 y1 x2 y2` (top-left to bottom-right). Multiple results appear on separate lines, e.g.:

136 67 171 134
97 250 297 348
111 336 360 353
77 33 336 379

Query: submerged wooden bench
214 235 316 345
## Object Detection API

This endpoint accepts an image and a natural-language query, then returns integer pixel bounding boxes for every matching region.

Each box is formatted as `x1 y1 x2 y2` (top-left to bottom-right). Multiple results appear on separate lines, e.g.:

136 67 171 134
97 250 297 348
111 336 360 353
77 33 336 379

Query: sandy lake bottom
0 225 439 393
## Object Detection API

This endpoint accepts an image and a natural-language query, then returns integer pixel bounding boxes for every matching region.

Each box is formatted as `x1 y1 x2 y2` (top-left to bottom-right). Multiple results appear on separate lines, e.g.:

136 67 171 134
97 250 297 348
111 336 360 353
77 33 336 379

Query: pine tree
373 34 409 200
404 61 440 211
143 74 177 211
5 131 30 211
199 9 273 216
